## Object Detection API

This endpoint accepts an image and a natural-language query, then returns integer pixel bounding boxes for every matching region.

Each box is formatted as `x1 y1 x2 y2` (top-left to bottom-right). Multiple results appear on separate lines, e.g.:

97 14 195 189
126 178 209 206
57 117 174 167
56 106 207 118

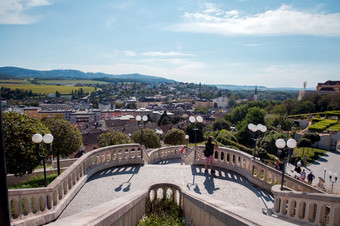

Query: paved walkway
59 160 274 219
286 149 340 194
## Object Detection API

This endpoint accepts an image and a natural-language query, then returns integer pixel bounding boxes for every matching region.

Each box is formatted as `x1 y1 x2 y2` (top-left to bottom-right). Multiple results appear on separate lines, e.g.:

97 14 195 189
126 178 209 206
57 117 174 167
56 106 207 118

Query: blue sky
1 0 340 88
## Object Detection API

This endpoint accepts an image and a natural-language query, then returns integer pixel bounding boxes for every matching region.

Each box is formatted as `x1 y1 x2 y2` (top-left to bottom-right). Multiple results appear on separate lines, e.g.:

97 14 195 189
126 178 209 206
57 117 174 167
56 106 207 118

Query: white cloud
0 0 51 24
174 4 340 37
142 51 194 57
123 51 137 57
244 43 263 47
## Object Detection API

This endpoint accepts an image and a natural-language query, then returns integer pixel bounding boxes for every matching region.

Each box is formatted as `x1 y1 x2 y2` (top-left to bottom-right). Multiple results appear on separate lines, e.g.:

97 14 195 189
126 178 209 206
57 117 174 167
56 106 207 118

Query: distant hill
0 66 177 84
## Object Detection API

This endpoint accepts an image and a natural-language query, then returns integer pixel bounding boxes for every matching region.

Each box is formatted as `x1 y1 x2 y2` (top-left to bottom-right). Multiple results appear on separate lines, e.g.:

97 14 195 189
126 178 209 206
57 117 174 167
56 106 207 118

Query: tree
186 123 204 143
164 129 186 145
115 102 123 109
212 118 231 131
235 107 266 145
158 111 171 126
301 133 320 148
3 112 50 176
194 107 208 114
98 130 130 147
42 118 82 174
133 128 161 149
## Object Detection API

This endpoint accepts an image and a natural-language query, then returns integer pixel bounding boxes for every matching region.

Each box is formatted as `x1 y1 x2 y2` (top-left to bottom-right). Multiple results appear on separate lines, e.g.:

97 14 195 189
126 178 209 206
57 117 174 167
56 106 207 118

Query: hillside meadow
0 84 95 95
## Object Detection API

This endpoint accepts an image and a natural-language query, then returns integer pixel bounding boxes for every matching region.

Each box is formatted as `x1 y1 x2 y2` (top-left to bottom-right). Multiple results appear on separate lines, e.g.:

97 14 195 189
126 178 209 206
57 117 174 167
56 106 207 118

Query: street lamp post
189 116 203 159
0 96 10 225
136 115 148 158
248 123 267 160
275 138 297 191
32 133 54 187
185 135 189 150
328 171 338 194
189 116 203 148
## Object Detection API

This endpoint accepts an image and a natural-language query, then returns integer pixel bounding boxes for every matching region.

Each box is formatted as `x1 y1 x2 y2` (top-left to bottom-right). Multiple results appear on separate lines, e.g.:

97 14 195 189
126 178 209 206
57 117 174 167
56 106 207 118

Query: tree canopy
164 129 186 145
42 118 83 157
98 130 130 147
133 128 161 149
3 112 50 176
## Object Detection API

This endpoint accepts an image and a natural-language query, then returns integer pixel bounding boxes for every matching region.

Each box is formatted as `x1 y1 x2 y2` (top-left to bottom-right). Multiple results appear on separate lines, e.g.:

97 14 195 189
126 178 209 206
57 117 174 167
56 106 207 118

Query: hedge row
325 111 340 117
311 118 323 123
329 124 340 132
309 119 338 132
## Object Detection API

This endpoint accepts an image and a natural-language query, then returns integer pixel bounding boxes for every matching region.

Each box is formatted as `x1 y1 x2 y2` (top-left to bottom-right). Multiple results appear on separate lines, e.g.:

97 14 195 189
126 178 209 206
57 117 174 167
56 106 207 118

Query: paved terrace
59 160 275 219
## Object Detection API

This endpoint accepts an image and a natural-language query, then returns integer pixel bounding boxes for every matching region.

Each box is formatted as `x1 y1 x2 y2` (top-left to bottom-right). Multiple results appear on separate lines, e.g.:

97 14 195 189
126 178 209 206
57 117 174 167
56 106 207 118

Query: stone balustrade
8 144 145 226
6 144 338 226
50 183 295 226
147 145 184 164
272 185 340 225
194 145 323 194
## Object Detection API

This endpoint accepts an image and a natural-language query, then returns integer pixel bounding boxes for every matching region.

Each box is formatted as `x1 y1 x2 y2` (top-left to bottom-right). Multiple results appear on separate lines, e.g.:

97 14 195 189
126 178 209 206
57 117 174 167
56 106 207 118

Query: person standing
308 171 315 185
300 169 306 181
204 136 218 174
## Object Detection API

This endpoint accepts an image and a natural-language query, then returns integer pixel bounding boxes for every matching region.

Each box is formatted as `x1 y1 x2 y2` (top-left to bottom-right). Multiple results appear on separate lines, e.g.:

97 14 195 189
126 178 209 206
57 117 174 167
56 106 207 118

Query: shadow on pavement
87 165 141 182
188 165 274 213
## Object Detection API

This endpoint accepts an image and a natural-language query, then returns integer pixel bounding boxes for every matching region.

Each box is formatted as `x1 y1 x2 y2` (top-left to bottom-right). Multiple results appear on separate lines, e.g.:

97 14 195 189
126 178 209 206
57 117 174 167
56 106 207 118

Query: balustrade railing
50 183 295 226
272 185 340 225
8 144 145 225
6 144 338 226
194 145 323 193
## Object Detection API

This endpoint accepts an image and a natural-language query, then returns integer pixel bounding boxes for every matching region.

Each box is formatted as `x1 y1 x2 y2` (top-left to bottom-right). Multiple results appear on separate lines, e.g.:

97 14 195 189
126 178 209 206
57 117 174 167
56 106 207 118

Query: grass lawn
291 147 327 164
8 173 58 189
35 164 52 169
0 79 30 84
0 84 95 94
37 80 109 85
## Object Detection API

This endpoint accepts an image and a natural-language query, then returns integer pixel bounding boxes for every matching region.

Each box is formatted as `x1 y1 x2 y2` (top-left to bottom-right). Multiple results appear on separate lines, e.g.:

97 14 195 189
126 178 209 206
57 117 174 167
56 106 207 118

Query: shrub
139 198 185 226
164 129 186 145
98 130 130 147
133 128 161 149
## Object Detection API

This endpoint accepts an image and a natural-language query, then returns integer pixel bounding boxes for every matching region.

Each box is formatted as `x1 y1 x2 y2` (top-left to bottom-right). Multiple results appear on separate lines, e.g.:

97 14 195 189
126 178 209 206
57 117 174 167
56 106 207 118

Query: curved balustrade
147 145 184 164
8 143 145 225
7 144 338 226
51 183 295 226
194 145 323 193
272 185 340 225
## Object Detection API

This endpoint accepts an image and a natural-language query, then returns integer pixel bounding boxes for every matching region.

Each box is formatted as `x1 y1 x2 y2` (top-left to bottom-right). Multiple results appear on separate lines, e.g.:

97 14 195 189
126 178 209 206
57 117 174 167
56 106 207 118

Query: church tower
254 85 258 101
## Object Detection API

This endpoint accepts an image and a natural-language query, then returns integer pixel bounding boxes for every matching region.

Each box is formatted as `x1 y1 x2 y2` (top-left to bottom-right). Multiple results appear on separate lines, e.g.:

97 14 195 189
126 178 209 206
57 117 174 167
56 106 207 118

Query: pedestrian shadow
188 165 274 214
203 174 220 194
188 166 253 193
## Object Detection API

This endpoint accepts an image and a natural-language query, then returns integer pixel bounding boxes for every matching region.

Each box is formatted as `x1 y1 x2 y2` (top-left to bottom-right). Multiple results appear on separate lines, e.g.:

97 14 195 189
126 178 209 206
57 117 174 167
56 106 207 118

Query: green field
37 80 108 85
0 79 30 84
0 84 95 95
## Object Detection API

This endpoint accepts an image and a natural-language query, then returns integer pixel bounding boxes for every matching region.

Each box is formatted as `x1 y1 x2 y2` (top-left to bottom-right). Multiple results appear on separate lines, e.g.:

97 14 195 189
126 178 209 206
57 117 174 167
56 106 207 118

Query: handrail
9 143 144 225
272 185 340 225
48 183 295 226
193 145 323 194
7 143 338 226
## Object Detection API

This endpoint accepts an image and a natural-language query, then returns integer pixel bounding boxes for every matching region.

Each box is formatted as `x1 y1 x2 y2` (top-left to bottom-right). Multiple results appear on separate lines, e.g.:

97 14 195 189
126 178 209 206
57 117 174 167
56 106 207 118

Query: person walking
204 136 218 175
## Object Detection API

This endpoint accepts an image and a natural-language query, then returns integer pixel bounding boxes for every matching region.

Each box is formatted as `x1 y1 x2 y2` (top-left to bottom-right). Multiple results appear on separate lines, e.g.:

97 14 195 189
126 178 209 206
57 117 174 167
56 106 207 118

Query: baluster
22 195 31 216
31 195 39 214
328 204 337 226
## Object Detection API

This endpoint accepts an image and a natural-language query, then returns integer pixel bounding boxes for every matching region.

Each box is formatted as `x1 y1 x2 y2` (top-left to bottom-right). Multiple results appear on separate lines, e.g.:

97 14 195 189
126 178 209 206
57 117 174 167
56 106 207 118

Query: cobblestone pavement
59 160 274 219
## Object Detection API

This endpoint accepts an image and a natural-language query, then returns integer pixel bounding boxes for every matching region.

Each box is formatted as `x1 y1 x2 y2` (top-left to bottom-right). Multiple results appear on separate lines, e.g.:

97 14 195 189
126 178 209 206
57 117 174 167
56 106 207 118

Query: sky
0 0 340 88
